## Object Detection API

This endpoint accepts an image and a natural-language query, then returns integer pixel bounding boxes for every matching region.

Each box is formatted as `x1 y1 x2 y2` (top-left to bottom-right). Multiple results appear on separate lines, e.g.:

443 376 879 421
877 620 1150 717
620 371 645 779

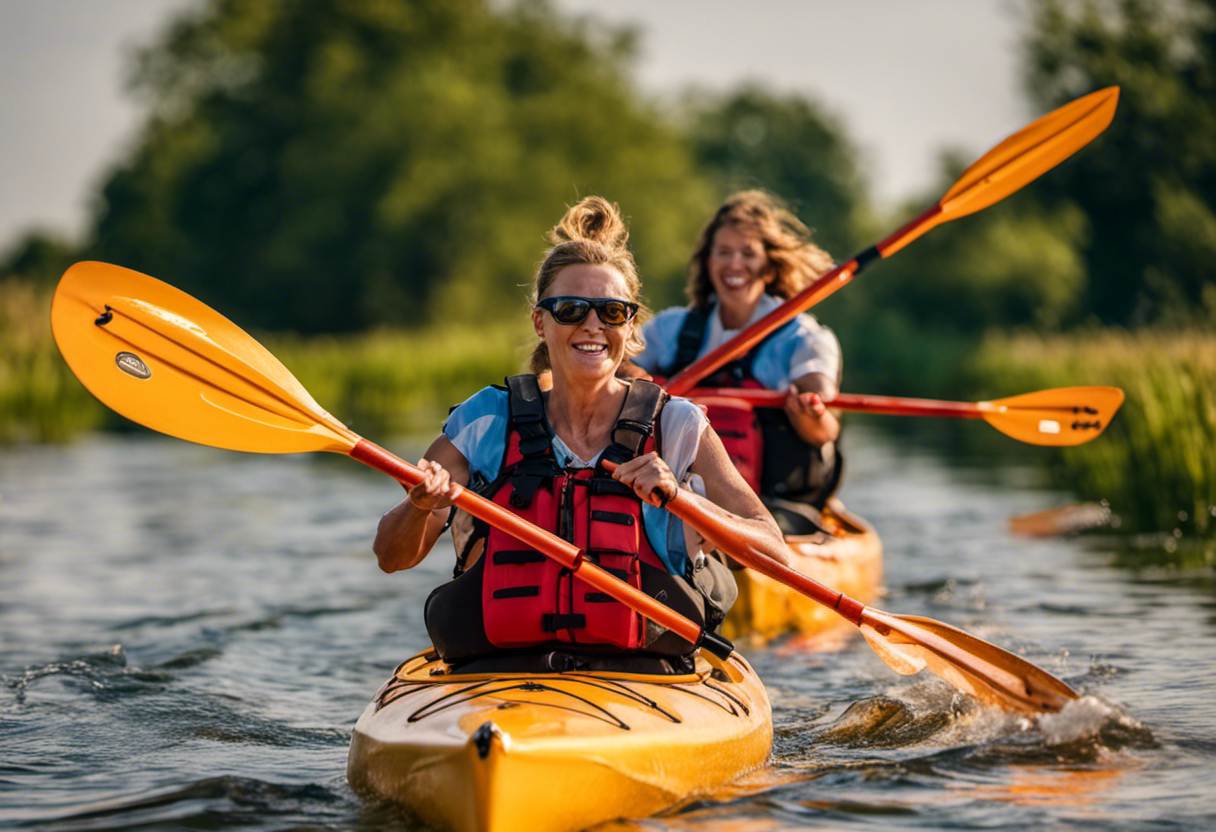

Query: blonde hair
686 190 835 311
529 196 649 373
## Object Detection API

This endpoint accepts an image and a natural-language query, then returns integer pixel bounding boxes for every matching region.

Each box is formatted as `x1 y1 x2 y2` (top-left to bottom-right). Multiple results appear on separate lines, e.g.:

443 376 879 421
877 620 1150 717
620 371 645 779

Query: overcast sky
0 0 1028 251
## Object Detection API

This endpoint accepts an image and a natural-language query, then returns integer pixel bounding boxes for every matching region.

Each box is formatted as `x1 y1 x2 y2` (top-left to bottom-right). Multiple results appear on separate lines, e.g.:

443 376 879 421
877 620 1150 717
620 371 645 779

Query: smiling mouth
721 275 752 289
573 343 607 354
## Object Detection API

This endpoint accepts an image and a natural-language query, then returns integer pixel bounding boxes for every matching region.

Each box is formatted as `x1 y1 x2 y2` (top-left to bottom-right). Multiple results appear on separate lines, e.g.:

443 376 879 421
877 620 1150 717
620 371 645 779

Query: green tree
682 85 869 258
1024 0 1216 325
87 0 713 333
0 231 78 286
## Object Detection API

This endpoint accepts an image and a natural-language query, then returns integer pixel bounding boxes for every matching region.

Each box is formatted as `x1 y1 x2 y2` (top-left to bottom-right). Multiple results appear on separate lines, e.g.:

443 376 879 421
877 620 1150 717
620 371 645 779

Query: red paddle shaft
596 460 867 626
687 388 986 419
347 439 733 657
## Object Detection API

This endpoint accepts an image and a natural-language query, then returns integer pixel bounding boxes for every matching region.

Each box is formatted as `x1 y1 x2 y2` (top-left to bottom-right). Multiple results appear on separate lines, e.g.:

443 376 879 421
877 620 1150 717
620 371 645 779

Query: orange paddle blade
980 386 1125 447
51 261 357 454
861 610 1077 714
940 87 1120 221
634 480 1079 714
881 87 1120 256
666 87 1120 393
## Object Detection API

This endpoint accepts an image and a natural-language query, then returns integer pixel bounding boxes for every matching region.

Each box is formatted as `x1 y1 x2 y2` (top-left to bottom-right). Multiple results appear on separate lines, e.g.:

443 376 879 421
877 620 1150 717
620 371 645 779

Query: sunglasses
535 296 640 327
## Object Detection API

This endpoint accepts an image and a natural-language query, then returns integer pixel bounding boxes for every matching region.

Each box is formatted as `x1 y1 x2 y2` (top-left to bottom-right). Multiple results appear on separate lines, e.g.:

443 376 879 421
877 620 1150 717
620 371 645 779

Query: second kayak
724 501 883 644
347 647 772 831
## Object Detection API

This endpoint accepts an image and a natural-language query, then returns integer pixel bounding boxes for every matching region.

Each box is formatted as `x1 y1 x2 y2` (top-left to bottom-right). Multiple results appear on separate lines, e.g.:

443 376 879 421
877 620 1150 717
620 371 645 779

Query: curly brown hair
529 196 650 373
686 190 835 311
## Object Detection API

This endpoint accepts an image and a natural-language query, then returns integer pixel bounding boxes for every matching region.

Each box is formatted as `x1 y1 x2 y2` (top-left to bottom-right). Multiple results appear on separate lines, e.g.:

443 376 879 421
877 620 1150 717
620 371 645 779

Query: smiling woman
369 195 791 670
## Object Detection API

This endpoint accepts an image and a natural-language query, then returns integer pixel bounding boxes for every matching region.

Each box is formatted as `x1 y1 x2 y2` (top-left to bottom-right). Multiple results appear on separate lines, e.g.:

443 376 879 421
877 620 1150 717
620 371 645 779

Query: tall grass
267 324 534 437
0 281 105 442
967 329 1216 537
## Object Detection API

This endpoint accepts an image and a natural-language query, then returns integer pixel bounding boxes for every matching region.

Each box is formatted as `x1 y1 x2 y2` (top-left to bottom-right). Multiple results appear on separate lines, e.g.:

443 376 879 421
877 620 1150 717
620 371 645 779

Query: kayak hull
348 650 771 832
724 502 883 644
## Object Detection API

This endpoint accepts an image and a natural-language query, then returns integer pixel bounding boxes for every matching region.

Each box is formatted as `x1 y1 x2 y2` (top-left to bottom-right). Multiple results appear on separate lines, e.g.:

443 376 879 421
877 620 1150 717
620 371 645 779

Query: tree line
3 0 1213 347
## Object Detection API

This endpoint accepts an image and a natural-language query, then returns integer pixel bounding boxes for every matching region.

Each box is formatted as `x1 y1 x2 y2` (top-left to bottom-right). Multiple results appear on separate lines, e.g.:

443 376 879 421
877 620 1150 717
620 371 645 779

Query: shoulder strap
667 308 710 375
505 374 559 508
666 305 772 382
601 379 667 466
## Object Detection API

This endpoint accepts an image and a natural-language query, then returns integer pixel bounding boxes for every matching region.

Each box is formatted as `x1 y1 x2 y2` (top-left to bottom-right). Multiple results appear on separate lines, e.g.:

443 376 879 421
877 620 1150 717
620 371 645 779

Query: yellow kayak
347 648 772 831
724 501 883 644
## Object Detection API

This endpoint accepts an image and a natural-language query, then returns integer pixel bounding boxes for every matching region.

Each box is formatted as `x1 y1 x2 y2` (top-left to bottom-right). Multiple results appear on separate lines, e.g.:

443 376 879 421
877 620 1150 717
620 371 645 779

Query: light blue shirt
633 294 841 388
443 386 708 576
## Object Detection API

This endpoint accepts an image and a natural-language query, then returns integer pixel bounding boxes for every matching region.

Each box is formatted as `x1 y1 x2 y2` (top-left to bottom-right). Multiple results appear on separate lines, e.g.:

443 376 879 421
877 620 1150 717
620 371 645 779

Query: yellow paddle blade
862 608 1078 714
940 87 1119 221
980 386 1125 447
51 261 357 454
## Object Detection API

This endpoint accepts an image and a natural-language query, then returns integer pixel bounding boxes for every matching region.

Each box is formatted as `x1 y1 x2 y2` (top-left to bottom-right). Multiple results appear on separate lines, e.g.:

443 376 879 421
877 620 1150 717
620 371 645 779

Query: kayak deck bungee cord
347 649 771 832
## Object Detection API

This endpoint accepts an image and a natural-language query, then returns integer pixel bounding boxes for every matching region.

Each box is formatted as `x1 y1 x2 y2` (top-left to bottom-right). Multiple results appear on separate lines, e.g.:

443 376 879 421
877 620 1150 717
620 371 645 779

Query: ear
531 307 545 338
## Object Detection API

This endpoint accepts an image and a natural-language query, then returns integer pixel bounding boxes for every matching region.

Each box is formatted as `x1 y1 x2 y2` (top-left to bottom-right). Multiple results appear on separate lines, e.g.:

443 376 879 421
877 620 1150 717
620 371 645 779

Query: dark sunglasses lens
551 299 591 324
597 301 631 325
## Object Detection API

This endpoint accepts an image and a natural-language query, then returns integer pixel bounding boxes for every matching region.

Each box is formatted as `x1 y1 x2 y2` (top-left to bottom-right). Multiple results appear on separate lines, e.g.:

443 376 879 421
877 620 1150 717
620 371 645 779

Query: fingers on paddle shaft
983 386 1126 446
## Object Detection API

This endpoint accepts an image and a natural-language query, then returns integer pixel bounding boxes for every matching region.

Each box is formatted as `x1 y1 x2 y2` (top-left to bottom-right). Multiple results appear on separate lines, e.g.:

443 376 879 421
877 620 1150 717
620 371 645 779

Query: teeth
574 344 606 352
723 276 749 288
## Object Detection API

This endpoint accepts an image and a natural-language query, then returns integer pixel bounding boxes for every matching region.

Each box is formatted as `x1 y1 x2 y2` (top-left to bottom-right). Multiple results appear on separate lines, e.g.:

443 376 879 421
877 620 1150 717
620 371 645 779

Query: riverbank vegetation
967 329 1216 538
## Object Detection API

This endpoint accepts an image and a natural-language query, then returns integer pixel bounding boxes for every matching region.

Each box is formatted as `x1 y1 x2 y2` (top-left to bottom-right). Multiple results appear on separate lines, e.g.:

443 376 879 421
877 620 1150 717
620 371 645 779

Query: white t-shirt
633 294 841 387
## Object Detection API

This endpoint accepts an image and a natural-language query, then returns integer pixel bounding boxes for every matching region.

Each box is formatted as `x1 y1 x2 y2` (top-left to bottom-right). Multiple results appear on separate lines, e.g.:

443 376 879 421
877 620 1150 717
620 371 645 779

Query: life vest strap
601 378 666 466
542 613 587 632
505 374 561 507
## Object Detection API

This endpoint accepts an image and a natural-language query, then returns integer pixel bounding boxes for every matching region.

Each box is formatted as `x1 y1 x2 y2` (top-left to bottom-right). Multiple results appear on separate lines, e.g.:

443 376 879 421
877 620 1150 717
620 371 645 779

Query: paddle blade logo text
115 352 151 380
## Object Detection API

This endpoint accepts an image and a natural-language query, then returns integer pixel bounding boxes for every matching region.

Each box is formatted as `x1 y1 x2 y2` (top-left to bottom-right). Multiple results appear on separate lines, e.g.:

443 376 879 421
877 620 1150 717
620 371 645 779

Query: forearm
373 498 446 572
681 487 791 567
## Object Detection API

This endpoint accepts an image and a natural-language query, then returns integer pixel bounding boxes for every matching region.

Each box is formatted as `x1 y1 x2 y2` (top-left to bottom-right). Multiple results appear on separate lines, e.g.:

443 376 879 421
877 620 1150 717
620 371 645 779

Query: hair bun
549 196 629 251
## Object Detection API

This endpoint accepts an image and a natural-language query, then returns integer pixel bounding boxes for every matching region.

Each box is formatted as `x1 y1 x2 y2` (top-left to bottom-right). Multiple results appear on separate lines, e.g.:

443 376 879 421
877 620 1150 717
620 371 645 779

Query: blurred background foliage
2 0 1213 534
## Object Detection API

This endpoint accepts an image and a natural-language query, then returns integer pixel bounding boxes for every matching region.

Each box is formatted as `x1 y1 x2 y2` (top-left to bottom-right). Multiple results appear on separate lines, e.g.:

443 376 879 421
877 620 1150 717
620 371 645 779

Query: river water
1 425 1212 830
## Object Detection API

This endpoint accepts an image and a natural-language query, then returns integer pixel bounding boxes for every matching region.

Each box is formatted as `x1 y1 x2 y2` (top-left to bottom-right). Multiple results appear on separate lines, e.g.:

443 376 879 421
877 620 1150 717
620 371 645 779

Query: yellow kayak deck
724 502 883 645
348 649 772 832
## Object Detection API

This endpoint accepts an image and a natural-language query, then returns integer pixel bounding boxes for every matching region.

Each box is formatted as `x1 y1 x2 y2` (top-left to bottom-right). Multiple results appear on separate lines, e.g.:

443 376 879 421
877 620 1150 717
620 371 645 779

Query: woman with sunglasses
371 196 789 672
629 191 843 533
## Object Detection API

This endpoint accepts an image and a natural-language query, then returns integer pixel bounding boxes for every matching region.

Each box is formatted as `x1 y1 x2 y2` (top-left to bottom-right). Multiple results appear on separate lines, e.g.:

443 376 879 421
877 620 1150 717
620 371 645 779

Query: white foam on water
1037 695 1141 746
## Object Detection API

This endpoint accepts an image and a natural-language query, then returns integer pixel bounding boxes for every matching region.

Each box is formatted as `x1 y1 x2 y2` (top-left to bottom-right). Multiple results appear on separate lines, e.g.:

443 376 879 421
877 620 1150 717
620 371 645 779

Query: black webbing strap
542 613 587 632
668 307 710 375
600 379 666 466
668 306 761 384
505 374 559 508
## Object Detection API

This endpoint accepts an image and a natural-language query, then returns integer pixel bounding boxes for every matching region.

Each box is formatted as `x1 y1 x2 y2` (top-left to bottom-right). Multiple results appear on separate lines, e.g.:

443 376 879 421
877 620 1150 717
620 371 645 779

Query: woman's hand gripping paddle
685 386 1126 447
601 461 1079 714
51 261 743 680
665 86 1120 396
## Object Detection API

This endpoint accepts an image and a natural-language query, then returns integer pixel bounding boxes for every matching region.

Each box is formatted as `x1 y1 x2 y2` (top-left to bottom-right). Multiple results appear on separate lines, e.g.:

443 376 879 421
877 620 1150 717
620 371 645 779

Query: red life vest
661 307 842 506
477 375 671 650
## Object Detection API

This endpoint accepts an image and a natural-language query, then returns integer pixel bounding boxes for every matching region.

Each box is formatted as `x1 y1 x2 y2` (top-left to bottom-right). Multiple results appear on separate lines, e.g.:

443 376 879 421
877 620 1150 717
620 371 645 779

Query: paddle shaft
665 206 941 397
348 439 730 657
595 459 868 627
687 388 989 419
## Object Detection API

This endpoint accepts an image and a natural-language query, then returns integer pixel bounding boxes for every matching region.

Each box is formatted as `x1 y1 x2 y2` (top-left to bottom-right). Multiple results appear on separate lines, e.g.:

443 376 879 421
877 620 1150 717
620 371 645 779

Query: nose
579 311 606 332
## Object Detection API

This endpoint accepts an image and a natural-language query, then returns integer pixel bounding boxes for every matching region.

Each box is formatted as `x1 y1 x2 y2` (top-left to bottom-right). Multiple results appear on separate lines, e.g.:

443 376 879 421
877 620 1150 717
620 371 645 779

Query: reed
266 324 534 437
967 329 1216 537
0 281 106 442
